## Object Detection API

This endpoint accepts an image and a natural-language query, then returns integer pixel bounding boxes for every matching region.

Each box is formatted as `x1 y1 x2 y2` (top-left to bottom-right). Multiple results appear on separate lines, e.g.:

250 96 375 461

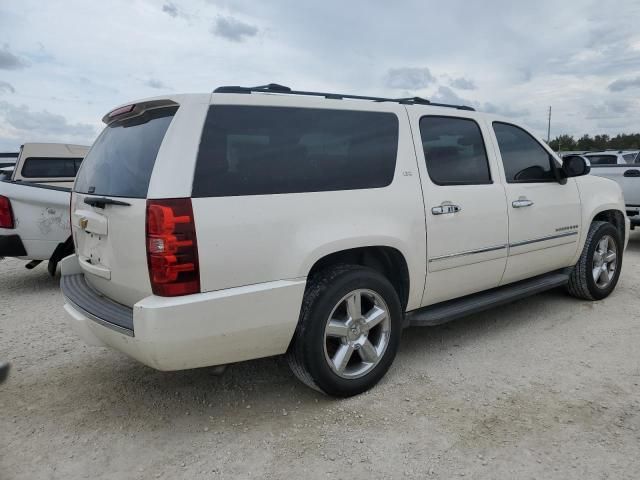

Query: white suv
61 84 629 397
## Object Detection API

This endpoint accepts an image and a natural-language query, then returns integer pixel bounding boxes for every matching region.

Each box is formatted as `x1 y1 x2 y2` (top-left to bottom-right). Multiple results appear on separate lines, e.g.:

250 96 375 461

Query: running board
405 272 570 327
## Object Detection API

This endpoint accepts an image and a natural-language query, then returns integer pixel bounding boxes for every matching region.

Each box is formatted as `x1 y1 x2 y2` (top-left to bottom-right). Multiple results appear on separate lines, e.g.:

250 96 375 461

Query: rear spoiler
102 99 179 125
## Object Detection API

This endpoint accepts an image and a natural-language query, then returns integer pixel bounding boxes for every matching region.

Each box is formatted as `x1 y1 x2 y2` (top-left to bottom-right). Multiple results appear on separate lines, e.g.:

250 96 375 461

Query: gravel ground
2 232 640 480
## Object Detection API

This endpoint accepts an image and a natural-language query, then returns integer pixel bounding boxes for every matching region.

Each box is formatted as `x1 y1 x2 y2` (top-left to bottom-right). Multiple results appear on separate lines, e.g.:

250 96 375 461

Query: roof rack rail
213 83 475 111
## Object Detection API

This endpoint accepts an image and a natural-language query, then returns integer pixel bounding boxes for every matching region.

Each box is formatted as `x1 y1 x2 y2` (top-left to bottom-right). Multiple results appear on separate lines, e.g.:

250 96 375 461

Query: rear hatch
72 102 179 307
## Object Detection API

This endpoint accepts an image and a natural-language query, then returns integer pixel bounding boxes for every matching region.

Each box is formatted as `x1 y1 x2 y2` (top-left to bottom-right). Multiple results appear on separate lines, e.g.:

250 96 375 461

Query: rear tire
567 221 622 300
287 265 402 397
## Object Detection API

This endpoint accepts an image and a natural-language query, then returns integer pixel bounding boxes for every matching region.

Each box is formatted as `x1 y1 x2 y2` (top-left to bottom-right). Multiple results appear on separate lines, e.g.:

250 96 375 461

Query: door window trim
419 115 493 186
492 121 561 184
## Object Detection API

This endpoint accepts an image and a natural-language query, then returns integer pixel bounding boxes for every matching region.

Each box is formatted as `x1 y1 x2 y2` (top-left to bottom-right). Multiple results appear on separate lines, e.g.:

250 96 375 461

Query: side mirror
562 155 591 178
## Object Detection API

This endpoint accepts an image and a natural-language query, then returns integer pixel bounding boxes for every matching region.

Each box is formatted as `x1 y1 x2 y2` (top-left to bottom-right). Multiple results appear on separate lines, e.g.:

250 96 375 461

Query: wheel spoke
598 265 609 284
358 339 379 363
593 251 602 264
598 238 608 254
592 267 601 283
362 306 387 331
346 292 362 320
326 319 349 338
604 251 617 263
332 344 355 373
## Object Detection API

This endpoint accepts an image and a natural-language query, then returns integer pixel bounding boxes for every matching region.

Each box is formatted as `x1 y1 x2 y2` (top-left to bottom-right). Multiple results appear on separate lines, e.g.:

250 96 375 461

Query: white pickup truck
61 85 628 397
564 152 640 229
0 143 89 274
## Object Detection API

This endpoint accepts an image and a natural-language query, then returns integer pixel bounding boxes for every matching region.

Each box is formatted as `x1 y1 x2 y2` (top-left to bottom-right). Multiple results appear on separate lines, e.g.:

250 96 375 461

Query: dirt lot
1 232 640 480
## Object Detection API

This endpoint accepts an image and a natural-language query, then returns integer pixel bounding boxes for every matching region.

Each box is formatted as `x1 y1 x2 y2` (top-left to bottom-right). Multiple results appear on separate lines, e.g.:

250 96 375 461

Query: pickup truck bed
0 143 88 273
0 179 72 270
589 165 640 227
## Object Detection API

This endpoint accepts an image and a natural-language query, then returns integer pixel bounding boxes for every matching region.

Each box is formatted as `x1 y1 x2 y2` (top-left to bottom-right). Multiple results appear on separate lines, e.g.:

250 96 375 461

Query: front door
490 121 582 284
411 113 509 306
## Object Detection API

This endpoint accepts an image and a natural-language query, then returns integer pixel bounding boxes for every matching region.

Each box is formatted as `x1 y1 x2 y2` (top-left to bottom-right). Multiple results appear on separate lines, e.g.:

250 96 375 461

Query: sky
1 0 640 151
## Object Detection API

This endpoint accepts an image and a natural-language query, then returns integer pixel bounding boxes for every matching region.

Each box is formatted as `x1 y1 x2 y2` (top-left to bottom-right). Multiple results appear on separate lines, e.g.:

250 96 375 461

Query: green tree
551 132 640 152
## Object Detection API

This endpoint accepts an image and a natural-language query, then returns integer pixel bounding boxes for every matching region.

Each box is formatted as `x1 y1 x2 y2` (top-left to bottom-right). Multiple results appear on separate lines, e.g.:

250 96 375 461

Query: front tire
287 265 402 397
567 221 622 300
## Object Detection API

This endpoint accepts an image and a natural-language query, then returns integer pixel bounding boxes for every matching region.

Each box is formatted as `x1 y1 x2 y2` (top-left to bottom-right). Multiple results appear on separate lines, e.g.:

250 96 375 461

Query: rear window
75 106 177 198
21 157 82 178
192 106 399 197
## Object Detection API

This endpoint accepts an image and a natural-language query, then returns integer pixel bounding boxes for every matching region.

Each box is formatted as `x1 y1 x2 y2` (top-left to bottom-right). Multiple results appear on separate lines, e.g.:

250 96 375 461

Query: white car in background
583 150 639 166
567 150 640 229
62 85 628 397
0 143 89 273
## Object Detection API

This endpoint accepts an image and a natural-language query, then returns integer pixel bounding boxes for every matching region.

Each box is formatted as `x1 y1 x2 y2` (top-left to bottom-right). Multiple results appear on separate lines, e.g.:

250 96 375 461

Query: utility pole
547 106 552 143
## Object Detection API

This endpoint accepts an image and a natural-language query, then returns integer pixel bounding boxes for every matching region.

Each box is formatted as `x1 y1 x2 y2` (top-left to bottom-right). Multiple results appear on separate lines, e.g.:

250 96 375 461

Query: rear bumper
60 256 306 371
0 234 27 257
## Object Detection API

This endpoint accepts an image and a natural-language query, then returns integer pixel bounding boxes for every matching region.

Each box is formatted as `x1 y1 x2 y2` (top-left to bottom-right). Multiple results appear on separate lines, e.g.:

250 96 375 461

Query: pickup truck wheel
567 221 622 300
287 265 402 397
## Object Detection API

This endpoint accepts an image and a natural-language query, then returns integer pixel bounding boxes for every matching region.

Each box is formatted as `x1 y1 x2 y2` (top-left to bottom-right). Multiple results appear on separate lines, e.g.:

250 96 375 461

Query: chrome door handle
512 198 534 208
432 204 462 215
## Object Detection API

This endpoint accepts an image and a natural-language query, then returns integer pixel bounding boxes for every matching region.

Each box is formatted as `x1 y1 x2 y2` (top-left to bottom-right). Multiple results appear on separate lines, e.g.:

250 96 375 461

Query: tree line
549 133 640 152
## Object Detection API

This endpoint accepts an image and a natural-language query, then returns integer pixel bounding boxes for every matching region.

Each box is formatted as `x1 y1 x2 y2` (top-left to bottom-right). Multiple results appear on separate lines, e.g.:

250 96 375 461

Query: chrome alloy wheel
592 235 618 289
323 289 391 379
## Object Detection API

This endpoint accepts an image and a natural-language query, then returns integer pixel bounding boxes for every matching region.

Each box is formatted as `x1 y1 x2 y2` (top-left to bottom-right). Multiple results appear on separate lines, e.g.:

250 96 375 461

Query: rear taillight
146 198 200 296
0 195 14 229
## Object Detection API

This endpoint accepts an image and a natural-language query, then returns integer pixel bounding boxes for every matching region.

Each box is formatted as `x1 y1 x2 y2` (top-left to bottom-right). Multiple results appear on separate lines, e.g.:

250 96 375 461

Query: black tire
567 221 623 300
287 265 403 397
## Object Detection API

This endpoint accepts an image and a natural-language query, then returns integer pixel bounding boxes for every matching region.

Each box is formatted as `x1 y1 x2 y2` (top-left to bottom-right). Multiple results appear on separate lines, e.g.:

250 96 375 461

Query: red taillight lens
146 198 200 296
0 195 14 229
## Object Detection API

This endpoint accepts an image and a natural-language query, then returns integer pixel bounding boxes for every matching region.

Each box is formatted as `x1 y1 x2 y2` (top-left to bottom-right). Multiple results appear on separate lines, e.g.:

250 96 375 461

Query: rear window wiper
83 197 131 208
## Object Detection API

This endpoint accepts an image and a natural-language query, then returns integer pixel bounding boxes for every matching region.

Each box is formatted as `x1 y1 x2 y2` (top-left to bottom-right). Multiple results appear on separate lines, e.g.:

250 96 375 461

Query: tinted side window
192 106 398 197
493 122 556 183
622 153 635 163
21 157 78 178
586 155 617 166
75 107 177 198
419 116 491 185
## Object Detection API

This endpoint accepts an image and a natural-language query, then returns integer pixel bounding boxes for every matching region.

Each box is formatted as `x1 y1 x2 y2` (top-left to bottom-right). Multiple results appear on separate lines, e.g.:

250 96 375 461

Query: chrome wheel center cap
348 324 362 341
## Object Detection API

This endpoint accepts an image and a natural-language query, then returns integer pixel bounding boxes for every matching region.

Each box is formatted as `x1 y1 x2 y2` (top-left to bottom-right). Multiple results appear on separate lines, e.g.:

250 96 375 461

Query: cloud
0 101 96 139
386 67 435 90
449 77 476 90
608 76 640 92
145 78 170 89
1 0 640 144
482 102 530 118
430 86 470 106
0 81 15 94
0 46 28 70
212 16 258 42
586 99 632 120
162 2 179 18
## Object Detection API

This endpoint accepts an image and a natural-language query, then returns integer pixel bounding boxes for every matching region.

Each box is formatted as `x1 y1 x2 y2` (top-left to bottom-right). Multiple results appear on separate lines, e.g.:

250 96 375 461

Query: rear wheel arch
306 246 410 311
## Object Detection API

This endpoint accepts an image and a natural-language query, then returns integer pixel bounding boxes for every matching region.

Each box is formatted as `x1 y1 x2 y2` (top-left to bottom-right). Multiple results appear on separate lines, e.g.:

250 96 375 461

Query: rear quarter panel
190 95 427 310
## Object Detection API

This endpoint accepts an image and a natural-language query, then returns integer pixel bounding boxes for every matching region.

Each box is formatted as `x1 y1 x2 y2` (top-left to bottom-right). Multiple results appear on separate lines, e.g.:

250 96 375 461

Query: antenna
547 106 552 143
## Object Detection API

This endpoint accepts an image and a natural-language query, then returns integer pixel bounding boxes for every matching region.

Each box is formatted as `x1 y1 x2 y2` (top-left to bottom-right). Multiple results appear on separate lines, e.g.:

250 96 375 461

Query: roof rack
214 83 475 111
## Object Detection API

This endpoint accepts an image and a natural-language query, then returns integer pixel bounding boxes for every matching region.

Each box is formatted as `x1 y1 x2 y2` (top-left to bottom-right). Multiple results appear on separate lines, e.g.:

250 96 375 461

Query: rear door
409 111 509 306
72 103 180 307
491 122 581 285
